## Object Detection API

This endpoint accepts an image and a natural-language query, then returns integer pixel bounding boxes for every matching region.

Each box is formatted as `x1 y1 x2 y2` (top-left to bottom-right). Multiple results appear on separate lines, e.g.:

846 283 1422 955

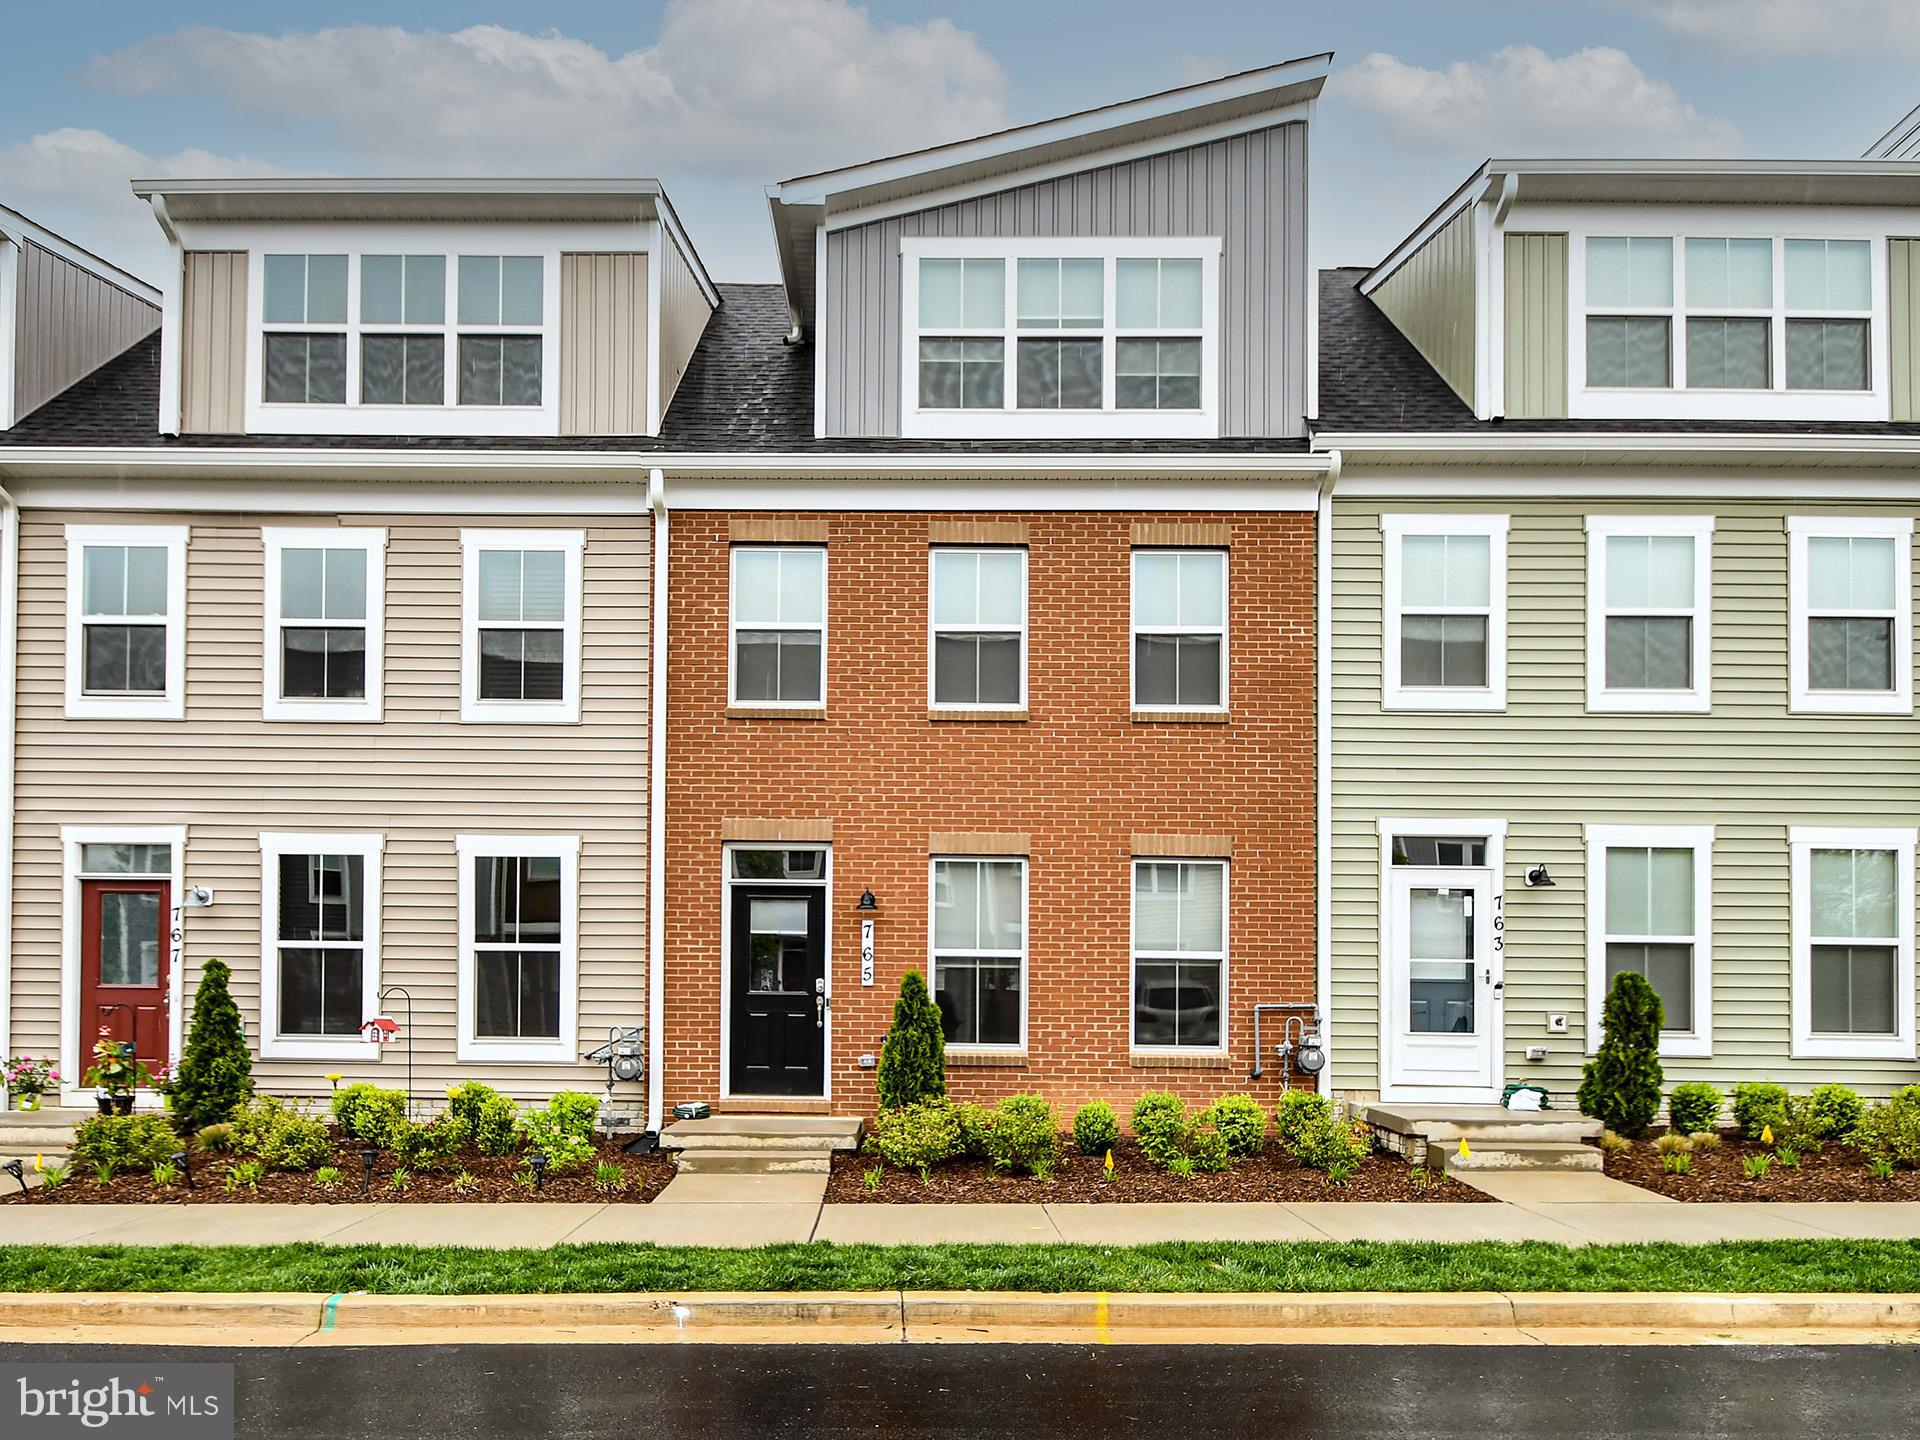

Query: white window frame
455 833 580 1063
258 831 383 1061
1380 513 1509 712
1129 856 1230 1055
928 855 1029 1052
64 524 189 721
1130 548 1229 713
927 547 1028 712
728 544 828 710
261 527 387 723
1583 824 1714 1060
899 235 1221 441
459 528 585 725
1786 515 1913 716
1584 515 1714 714
1789 825 1917 1061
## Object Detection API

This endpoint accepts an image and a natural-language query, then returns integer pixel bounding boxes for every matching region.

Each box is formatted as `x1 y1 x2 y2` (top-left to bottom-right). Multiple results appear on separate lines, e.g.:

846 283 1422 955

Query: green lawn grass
1 1239 1918 1295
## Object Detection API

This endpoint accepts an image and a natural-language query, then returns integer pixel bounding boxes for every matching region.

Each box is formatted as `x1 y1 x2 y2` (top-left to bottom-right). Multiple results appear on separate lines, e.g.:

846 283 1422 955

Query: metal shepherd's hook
378 986 416 1120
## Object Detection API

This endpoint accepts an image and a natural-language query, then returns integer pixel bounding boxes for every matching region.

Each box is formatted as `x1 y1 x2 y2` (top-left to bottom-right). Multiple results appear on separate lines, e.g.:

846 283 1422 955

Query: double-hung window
1381 514 1508 710
930 857 1026 1048
1585 826 1713 1058
262 528 385 721
1585 516 1713 712
929 548 1025 710
1585 237 1673 389
730 546 825 708
359 254 447 406
1784 240 1872 391
1790 828 1915 1060
460 530 584 724
1132 549 1227 711
458 834 579 1062
65 525 188 720
1132 859 1226 1051
457 255 545 406
263 254 348 404
1683 238 1772 390
259 832 382 1059
1788 517 1912 714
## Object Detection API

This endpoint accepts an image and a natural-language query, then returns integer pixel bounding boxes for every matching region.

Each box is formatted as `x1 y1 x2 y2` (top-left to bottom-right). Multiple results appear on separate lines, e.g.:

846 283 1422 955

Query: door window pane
80 843 170 875
98 892 160 986
1407 887 1474 1034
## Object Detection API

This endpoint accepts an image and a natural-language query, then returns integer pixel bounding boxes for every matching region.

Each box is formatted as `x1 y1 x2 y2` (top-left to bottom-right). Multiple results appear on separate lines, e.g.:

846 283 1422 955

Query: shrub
1070 1101 1120 1157
1288 1110 1372 1173
545 1091 602 1144
876 970 946 1110
953 1101 995 1160
1653 1131 1694 1155
983 1094 1060 1179
1131 1091 1190 1168
1577 971 1664 1138
864 1099 961 1177
1798 1083 1864 1141
391 1115 465 1173
331 1084 409 1146
1187 1124 1232 1173
1731 1082 1791 1141
1854 1094 1920 1168
1597 1129 1632 1156
1690 1130 1723 1151
516 1102 598 1174
1742 1153 1773 1179
472 1093 521 1156
445 1083 501 1140
224 1159 263 1192
171 958 254 1133
232 1096 331 1172
1666 1082 1724 1137
71 1114 179 1171
193 1122 236 1154
1895 1084 1920 1107
592 1162 625 1194
1275 1090 1334 1152
1209 1094 1270 1159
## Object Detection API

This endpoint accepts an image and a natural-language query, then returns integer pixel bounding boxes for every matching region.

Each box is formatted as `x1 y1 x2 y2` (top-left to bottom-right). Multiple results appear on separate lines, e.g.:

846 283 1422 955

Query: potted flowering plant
82 1030 141 1115
5 1056 58 1110
148 1061 176 1110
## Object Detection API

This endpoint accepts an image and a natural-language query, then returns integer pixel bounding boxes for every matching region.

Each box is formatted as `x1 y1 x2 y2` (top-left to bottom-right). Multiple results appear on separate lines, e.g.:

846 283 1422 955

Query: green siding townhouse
1314 160 1920 1108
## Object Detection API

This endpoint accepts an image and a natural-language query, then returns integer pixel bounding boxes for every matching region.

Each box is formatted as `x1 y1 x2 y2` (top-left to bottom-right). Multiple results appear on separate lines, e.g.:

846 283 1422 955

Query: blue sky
3 1 1914 287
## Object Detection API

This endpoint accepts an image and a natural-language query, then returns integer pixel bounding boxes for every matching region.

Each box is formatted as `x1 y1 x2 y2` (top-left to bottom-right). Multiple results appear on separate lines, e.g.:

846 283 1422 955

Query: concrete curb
3 1290 1920 1341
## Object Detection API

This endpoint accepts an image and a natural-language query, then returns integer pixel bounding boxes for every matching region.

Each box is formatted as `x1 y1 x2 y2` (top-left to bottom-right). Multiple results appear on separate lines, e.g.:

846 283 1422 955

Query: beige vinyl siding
1371 209 1476 410
1893 238 1920 423
559 252 648 437
9 510 649 1105
656 236 713 422
180 252 247 435
1332 494 1920 1100
1503 233 1569 419
12 241 158 423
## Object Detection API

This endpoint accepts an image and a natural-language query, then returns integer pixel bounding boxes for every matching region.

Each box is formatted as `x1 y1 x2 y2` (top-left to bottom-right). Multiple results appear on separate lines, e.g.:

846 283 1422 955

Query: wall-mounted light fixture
856 889 878 912
183 885 214 908
1524 864 1555 889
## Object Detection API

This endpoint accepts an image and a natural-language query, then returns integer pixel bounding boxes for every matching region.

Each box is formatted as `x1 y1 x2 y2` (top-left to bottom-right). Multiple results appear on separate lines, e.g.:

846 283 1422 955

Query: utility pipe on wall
0 486 17 1099
645 467 669 1135
1314 450 1340 1097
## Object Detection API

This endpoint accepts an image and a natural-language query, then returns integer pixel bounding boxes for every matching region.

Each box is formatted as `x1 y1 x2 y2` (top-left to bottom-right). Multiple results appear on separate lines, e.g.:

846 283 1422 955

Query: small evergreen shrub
330 1084 409 1146
876 970 946 1110
864 1099 961 1176
1275 1089 1334 1151
1854 1093 1920 1167
1070 1101 1120 1157
953 1101 995 1160
1131 1091 1190 1168
472 1093 522 1156
1209 1093 1270 1158
71 1114 179 1171
1731 1082 1791 1141
1577 971 1665 1138
1798 1083 1864 1141
983 1094 1061 1178
1666 1082 1724 1137
170 958 254 1133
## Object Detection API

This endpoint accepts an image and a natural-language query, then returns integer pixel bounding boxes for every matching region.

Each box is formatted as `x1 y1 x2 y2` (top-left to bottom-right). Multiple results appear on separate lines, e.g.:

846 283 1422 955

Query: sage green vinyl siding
1332 494 1920 1100
1371 209 1476 410
1893 238 1920 423
1503 233 1568 419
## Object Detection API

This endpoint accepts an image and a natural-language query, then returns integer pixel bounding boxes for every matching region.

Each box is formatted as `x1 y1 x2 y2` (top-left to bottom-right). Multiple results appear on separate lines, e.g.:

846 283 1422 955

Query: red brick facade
663 509 1315 1119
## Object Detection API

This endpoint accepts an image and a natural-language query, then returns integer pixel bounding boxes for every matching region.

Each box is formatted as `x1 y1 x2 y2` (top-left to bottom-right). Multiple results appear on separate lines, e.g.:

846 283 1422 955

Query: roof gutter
644 467 669 1137
1313 431 1920 462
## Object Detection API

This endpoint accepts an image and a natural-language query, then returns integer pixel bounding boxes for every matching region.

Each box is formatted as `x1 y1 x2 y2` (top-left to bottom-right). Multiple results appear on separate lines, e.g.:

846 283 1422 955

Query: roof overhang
0 203 160 301
1317 430 1920 472
130 178 673 226
766 54 1330 337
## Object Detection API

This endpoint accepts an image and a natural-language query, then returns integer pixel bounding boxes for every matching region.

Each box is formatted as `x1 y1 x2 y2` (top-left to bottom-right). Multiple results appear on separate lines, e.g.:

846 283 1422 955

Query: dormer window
457 256 544 406
263 254 348 404
901 238 1218 439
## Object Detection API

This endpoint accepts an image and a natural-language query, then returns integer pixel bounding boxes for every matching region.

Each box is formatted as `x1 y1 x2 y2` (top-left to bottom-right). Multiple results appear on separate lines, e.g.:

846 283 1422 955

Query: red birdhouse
361 1016 400 1044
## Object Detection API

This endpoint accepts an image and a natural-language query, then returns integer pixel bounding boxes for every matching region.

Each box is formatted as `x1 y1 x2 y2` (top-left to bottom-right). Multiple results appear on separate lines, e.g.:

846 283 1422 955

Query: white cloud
84 2 1008 178
1617 0 1920 61
1329 45 1743 158
0 128 282 285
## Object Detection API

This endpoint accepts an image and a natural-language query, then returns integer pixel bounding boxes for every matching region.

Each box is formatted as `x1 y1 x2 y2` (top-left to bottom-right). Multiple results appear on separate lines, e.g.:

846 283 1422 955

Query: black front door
729 884 826 1095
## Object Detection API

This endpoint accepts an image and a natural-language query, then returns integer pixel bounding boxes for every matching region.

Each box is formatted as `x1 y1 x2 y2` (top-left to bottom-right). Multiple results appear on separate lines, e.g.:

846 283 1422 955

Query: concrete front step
661 1114 862 1177
672 1150 834 1175
1444 1141 1604 1173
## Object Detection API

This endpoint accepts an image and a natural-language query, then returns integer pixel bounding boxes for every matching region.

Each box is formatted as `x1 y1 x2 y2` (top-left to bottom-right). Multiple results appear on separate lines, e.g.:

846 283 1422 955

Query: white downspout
645 467 669 1135
1315 451 1340 1098
149 194 183 437
0 486 17 1099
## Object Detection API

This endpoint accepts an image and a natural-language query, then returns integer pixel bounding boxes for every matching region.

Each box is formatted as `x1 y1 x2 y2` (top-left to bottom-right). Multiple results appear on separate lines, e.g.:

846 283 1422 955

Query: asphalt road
2 1341 1907 1437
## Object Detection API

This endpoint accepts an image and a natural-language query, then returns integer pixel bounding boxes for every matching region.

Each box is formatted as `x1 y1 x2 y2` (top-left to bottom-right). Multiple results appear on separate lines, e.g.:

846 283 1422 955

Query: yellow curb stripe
1093 1292 1110 1345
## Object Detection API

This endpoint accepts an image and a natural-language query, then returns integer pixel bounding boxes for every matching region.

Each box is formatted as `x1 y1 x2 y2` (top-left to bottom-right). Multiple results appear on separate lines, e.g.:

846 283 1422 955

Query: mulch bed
825 1136 1491 1203
3 1137 675 1206
1604 1132 1920 1202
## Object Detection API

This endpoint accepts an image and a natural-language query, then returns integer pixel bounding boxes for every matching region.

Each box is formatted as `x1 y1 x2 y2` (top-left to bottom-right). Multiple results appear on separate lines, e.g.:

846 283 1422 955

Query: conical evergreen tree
1577 970 1665 1138
171 957 255 1133
875 969 946 1110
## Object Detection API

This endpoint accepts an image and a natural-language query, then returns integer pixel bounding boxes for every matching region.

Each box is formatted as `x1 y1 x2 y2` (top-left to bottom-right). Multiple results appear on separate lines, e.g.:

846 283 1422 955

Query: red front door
80 879 171 1074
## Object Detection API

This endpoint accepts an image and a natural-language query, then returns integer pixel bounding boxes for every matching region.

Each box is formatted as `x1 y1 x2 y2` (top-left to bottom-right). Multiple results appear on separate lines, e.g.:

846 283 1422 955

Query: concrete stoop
661 1115 863 1177
0 1107 90 1164
1366 1104 1604 1173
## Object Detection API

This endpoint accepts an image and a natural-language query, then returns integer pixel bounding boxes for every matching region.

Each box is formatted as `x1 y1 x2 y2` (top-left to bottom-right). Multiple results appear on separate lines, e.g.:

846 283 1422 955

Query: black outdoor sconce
3 1159 23 1195
360 1146 379 1195
528 1151 549 1192
1524 864 1556 888
856 889 878 911
172 1150 194 1192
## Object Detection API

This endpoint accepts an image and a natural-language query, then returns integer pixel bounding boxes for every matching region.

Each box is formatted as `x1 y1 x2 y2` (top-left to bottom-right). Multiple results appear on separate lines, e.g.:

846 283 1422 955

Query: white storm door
1386 868 1499 1097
